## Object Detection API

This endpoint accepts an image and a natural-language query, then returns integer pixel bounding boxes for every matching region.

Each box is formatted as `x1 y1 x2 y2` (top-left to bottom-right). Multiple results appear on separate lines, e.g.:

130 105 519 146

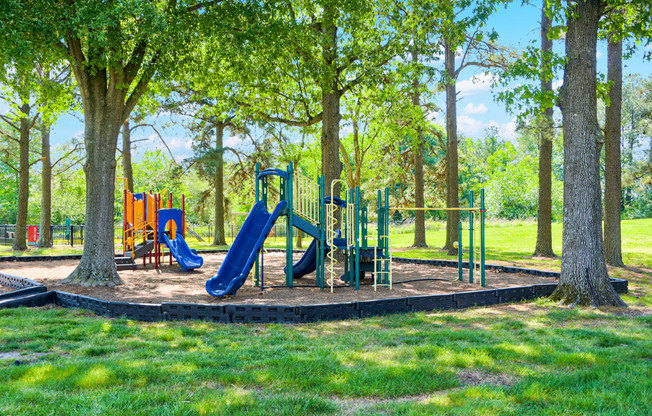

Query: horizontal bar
390 207 481 212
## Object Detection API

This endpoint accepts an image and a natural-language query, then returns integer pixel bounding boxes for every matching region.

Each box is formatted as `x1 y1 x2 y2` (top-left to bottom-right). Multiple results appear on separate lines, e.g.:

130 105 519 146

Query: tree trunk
412 49 427 248
212 123 227 246
413 131 427 247
604 30 624 267
322 89 342 196
321 2 342 200
553 0 625 307
296 229 303 249
122 120 134 193
63 79 124 286
37 122 52 248
444 41 459 255
13 103 31 251
534 1 556 258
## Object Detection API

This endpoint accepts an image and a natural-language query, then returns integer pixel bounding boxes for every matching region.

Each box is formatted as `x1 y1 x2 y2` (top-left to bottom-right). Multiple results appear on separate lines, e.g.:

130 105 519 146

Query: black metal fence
0 224 86 247
1 221 289 248
190 222 287 243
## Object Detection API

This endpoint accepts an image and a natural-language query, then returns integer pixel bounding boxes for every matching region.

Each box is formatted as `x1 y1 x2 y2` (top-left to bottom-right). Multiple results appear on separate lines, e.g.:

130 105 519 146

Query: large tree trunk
13 103 31 251
444 41 459 255
212 123 227 246
553 0 625 307
322 89 342 197
63 77 124 286
604 31 625 267
534 1 556 258
413 131 427 247
122 120 134 193
412 49 427 248
37 122 52 248
321 2 342 199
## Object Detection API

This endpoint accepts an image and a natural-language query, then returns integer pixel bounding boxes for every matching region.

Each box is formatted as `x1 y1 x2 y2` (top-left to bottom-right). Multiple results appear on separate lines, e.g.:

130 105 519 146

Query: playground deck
0 252 559 306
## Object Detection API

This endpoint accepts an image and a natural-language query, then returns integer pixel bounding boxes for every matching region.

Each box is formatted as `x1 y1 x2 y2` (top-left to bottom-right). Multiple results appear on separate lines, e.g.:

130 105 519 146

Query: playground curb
0 257 629 322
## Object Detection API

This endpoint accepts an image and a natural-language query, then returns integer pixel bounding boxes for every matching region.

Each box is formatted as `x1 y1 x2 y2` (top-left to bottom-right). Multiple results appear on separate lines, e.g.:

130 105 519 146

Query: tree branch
51 142 83 169
0 115 20 132
123 41 148 86
122 55 159 122
126 123 177 163
238 101 323 127
0 151 19 172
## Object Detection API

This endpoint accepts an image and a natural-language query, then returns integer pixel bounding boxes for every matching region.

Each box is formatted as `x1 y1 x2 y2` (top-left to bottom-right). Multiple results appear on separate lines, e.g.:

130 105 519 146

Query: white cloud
167 137 193 151
596 50 603 59
224 135 245 148
144 134 192 154
457 115 488 137
456 72 497 97
457 115 517 142
489 117 517 142
463 102 489 115
552 79 563 90
340 124 354 136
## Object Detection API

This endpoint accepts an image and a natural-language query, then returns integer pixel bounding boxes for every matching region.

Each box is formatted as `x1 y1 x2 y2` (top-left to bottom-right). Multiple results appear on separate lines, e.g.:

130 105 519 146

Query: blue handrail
257 168 288 180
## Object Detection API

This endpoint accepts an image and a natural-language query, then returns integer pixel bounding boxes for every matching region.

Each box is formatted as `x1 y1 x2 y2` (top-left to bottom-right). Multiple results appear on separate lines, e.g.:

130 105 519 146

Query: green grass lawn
1 219 651 414
0 301 650 415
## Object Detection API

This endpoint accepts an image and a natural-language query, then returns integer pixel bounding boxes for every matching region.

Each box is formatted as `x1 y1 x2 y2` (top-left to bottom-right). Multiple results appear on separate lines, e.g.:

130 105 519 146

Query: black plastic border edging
0 286 47 301
0 255 629 323
0 291 55 309
0 271 44 289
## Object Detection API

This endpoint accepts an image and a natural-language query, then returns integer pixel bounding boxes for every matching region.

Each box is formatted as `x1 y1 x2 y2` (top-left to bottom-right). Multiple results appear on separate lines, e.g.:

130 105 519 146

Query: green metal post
355 186 360 290
377 190 382 242
458 220 463 281
318 175 325 289
345 188 352 287
469 190 474 284
377 190 382 285
286 163 293 287
384 188 390 284
254 163 260 287
481 188 486 287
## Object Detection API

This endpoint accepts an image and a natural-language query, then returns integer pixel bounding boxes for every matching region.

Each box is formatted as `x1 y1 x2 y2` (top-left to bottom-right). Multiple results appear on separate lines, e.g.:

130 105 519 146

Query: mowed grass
387 218 652 270
1 301 650 415
1 219 651 414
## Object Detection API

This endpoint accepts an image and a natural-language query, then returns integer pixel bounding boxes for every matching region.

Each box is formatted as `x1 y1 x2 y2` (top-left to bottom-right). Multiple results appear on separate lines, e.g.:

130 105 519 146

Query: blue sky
3 2 650 161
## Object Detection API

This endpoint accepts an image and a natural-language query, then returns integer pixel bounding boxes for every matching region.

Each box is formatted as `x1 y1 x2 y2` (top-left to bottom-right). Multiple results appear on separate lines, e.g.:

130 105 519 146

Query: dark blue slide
206 200 288 297
287 237 320 279
161 233 204 271
286 230 340 279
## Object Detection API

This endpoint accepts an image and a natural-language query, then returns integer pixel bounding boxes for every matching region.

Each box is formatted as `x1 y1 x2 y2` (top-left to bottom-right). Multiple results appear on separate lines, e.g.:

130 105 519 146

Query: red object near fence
28 225 38 244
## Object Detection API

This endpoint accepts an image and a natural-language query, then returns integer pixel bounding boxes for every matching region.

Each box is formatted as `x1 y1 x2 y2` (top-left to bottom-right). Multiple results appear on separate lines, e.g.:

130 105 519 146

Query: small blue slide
286 230 341 279
206 200 288 297
287 237 320 279
161 233 204 271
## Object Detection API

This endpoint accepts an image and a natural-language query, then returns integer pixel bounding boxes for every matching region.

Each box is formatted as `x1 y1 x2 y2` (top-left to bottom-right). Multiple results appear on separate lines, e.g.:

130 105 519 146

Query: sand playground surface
0 252 559 306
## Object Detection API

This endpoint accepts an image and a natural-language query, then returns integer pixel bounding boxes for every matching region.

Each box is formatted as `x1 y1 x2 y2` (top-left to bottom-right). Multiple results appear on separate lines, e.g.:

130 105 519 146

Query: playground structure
387 189 486 287
205 162 487 298
205 163 393 298
119 180 203 272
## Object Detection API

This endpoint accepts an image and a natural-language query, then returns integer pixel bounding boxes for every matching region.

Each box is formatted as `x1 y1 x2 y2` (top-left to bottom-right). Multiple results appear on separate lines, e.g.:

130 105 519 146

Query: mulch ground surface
0 252 557 306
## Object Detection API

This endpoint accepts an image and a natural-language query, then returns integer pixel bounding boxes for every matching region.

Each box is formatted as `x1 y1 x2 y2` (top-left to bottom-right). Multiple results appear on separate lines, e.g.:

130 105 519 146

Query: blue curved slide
206 200 288 297
161 233 204 271
287 237 320 279
286 229 341 279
